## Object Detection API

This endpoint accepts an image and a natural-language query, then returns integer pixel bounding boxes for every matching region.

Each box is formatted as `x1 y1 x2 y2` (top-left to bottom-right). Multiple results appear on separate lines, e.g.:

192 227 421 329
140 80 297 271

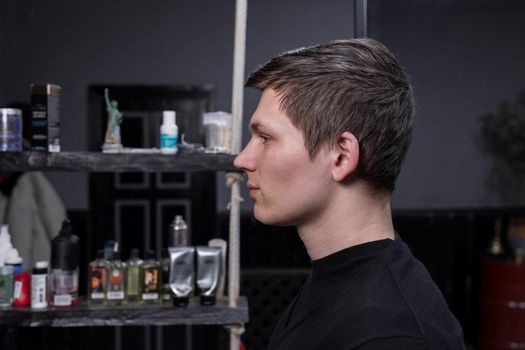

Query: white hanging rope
228 177 243 350
229 0 247 308
229 0 248 349
226 172 244 307
231 0 247 155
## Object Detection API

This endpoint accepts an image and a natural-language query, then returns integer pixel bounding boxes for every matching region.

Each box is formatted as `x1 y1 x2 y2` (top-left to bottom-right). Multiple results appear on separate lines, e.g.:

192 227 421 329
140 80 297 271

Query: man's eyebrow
249 121 274 134
249 122 261 133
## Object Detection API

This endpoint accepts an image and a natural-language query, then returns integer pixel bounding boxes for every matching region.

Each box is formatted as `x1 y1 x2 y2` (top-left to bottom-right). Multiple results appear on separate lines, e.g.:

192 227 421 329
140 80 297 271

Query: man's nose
234 142 256 172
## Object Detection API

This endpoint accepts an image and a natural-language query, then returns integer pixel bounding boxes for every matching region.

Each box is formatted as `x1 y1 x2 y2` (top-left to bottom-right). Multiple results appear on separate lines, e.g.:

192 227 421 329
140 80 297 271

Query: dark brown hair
246 38 415 193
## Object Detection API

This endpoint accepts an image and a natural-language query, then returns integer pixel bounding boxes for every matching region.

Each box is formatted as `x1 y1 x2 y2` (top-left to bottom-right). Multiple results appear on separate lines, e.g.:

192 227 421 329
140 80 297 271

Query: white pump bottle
160 110 178 154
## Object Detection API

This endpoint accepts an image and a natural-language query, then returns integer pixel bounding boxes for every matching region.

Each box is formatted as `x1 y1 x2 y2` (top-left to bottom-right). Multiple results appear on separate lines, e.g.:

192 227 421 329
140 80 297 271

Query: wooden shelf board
0 296 248 327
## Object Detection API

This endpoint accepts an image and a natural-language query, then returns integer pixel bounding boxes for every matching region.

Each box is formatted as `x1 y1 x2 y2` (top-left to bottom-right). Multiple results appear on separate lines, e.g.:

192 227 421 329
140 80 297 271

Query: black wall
369 0 525 209
0 0 355 211
2 1 523 210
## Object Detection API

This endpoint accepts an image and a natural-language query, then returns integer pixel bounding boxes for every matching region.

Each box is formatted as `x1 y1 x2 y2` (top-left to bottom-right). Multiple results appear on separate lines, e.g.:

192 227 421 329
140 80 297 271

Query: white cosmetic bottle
31 261 49 309
160 110 178 154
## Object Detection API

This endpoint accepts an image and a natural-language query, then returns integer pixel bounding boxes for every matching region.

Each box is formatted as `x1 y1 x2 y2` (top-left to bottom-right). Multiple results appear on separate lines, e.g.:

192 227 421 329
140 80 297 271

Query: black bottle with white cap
50 219 80 306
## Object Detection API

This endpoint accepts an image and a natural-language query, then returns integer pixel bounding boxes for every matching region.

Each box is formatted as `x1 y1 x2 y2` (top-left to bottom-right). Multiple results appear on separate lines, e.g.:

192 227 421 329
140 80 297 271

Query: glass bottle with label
49 220 79 307
88 250 108 304
125 248 143 304
142 250 161 303
106 252 126 305
0 265 14 307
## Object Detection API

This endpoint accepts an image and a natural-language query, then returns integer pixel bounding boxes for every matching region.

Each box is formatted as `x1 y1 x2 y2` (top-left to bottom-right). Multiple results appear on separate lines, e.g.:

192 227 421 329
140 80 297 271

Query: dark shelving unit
0 151 247 342
0 297 248 327
0 151 237 172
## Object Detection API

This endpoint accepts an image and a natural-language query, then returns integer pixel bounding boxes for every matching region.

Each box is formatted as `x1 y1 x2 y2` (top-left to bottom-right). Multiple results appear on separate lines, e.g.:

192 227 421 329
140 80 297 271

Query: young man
234 38 465 349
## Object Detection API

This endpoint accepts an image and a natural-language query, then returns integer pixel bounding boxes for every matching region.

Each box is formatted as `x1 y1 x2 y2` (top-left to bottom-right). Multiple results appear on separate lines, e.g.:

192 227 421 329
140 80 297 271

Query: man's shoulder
270 236 465 350
320 290 464 350
379 236 465 347
328 291 424 338
326 299 463 347
332 237 465 346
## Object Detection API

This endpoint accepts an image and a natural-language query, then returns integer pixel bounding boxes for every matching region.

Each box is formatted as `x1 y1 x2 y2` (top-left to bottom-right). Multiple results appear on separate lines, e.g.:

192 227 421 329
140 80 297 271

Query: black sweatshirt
268 234 465 350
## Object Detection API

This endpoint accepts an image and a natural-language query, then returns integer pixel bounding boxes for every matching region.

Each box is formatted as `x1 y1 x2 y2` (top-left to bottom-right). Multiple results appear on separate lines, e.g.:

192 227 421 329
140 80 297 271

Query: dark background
1 0 524 349
0 0 524 210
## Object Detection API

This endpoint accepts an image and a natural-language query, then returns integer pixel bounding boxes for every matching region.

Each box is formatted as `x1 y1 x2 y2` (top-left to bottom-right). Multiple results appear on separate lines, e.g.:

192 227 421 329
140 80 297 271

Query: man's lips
247 183 260 196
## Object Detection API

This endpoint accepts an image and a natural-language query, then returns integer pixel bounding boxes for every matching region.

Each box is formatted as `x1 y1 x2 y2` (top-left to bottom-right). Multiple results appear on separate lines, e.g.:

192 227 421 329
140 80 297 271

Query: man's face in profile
234 88 334 227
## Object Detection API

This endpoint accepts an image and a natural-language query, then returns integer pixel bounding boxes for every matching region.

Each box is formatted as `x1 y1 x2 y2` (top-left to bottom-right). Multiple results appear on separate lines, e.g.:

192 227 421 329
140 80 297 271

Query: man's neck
297 186 395 261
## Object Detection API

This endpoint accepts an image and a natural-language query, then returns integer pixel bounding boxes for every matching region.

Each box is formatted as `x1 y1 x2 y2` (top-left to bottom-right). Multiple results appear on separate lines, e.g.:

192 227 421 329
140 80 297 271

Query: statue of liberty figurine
102 88 123 153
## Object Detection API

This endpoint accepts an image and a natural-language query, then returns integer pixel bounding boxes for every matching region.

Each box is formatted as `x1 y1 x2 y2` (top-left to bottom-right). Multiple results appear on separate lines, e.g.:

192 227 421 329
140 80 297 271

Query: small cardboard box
30 84 61 152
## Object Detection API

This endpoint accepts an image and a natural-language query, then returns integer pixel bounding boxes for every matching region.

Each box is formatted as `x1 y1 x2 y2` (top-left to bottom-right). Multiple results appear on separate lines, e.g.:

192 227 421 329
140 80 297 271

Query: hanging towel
0 172 66 270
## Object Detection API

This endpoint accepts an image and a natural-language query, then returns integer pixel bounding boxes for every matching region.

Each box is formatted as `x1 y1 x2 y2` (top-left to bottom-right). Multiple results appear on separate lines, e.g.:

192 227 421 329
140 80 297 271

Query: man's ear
331 131 359 182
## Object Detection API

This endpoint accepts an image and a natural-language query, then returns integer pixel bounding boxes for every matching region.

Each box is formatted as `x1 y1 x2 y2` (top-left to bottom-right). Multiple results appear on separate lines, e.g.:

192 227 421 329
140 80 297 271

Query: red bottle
13 272 31 307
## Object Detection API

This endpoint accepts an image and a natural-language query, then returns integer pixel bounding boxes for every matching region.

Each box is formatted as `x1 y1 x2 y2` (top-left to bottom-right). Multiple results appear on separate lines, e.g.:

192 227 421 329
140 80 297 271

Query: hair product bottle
88 250 108 304
142 250 161 304
13 272 31 307
31 261 49 309
126 248 143 304
169 215 188 247
160 110 178 155
169 247 195 307
0 265 14 307
196 246 221 306
107 252 126 305
50 220 79 306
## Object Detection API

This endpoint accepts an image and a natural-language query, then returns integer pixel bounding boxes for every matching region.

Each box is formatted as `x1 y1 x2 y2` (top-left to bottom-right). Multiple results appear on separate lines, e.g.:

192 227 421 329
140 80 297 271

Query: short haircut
246 38 415 194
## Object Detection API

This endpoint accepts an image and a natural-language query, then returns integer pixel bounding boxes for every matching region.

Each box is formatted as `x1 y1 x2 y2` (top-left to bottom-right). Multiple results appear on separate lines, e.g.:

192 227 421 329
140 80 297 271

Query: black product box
30 84 61 152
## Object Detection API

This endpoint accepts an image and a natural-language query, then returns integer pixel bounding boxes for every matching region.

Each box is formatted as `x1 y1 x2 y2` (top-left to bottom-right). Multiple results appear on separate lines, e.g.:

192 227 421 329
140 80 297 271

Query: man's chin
253 208 294 227
253 208 274 225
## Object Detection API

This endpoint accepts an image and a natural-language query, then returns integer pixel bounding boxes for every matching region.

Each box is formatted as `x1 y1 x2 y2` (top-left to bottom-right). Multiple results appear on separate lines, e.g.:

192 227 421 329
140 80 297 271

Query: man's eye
260 134 271 143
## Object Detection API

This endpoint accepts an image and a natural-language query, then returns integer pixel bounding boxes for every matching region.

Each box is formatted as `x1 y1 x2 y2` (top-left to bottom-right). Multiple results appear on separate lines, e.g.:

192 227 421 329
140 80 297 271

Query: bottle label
91 292 105 299
0 274 14 304
52 271 77 290
142 292 159 300
107 291 124 300
143 268 160 293
126 266 140 296
89 267 107 295
14 281 22 298
54 294 72 306
160 134 177 149
31 275 47 308
108 269 124 293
